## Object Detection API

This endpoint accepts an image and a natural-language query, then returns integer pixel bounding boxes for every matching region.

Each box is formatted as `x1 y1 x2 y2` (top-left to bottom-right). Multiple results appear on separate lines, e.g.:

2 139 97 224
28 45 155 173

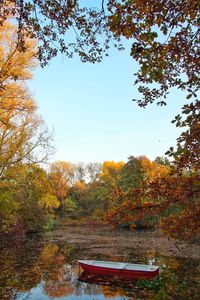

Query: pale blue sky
30 43 185 164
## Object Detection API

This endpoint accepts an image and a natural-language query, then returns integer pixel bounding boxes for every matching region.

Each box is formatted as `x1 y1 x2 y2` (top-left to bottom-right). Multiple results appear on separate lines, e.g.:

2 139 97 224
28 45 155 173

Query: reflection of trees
168 258 200 300
136 255 200 300
0 238 79 299
33 242 80 298
0 248 17 300
101 286 130 298
74 280 100 297
1 230 200 300
38 243 59 268
77 272 140 299
0 237 44 299
44 264 75 298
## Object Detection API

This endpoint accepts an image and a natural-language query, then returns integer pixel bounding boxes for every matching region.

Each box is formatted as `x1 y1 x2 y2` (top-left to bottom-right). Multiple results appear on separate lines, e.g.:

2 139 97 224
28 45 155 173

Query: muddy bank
43 225 200 259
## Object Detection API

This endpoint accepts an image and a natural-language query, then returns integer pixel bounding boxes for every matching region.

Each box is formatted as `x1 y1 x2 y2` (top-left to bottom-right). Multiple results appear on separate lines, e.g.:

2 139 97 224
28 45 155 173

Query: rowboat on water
78 260 159 280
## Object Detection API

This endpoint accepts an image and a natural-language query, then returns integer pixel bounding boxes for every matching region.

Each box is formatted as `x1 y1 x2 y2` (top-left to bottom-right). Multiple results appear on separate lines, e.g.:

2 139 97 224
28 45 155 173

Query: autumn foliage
0 4 199 243
0 22 54 233
106 155 200 241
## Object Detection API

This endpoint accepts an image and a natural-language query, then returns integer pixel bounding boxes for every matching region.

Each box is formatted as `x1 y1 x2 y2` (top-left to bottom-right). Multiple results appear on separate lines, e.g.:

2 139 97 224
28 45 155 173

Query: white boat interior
78 260 159 272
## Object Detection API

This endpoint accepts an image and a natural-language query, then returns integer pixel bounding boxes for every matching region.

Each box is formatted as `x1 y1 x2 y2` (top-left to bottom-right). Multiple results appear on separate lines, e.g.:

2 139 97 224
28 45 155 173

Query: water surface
0 225 200 299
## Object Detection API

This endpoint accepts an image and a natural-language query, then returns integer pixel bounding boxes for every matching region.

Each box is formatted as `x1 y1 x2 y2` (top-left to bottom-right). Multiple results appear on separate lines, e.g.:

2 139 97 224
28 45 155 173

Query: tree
0 187 18 232
0 21 36 90
144 172 200 241
86 162 102 183
106 156 170 228
140 156 170 182
155 156 171 167
0 96 52 177
0 0 112 66
108 156 200 240
0 163 58 233
119 156 143 191
0 21 53 233
0 21 53 178
100 160 124 188
74 162 86 183
1 1 198 100
14 164 57 232
166 101 200 171
49 161 76 211
107 1 199 169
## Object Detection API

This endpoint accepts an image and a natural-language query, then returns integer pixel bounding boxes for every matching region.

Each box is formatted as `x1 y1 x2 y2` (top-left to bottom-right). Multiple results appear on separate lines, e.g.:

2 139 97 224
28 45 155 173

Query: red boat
78 260 159 280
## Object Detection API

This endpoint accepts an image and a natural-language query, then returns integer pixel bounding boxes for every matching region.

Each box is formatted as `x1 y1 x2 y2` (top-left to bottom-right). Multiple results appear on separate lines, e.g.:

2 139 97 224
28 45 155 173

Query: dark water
0 226 200 300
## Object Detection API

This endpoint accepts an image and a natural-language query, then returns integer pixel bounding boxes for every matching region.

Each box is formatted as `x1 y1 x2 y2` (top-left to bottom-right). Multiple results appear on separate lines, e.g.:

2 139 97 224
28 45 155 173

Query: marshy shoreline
44 224 200 260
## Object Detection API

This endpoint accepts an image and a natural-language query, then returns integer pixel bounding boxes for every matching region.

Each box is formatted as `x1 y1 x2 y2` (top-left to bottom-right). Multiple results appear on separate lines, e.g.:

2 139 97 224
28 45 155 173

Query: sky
29 43 186 164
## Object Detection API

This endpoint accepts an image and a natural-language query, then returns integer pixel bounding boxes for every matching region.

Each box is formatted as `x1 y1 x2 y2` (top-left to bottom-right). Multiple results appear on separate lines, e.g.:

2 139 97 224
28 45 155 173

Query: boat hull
79 261 159 280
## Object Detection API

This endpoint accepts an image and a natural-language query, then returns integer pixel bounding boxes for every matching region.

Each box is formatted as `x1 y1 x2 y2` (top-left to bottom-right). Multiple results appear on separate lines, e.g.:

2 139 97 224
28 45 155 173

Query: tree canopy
1 0 199 170
0 21 53 178
1 1 199 102
0 21 54 233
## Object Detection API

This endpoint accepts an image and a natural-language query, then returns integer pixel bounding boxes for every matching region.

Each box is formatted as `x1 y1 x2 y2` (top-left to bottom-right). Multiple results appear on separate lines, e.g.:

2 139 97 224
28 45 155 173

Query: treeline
1 156 199 242
0 156 168 233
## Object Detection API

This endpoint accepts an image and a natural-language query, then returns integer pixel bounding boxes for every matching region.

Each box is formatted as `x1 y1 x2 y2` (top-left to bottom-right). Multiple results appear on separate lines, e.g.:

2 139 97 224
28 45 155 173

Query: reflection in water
78 271 141 286
78 271 141 299
0 226 200 299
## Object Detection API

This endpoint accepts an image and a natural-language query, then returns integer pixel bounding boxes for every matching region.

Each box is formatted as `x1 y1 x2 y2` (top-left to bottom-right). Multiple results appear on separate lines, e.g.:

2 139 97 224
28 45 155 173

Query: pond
0 225 200 300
